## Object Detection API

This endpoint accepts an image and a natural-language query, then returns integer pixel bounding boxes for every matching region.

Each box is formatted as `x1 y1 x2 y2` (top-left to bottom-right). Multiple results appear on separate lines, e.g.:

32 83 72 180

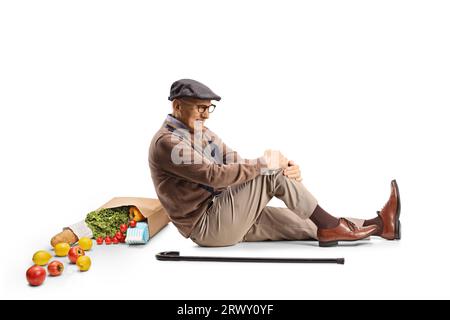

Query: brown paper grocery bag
99 197 170 238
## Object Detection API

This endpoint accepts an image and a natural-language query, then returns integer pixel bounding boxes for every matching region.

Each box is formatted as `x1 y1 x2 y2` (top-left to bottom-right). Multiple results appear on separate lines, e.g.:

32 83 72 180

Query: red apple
26 265 46 286
68 246 85 264
47 261 64 276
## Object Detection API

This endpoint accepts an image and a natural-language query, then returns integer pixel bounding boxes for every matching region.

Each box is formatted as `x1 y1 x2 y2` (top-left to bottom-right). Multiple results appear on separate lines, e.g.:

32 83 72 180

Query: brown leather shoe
377 179 401 240
317 218 378 247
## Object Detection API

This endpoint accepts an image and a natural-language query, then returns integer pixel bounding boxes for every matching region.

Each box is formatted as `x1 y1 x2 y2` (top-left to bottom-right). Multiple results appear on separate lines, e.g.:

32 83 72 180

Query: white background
1 0 449 300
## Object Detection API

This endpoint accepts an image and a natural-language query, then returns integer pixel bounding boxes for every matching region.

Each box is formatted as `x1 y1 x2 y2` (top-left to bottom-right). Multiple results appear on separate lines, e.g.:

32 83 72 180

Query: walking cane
156 251 345 264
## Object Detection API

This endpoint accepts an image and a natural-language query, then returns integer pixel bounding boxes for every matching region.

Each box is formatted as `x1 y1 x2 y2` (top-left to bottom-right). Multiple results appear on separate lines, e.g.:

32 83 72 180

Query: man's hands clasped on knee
263 149 288 169
262 150 302 181
284 160 302 182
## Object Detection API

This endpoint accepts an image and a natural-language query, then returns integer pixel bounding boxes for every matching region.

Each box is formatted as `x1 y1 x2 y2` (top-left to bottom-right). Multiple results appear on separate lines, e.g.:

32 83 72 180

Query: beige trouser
190 169 364 247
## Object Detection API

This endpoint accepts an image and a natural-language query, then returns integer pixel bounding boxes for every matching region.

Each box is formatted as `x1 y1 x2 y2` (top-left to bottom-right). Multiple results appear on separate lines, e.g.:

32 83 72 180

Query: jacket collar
164 114 188 131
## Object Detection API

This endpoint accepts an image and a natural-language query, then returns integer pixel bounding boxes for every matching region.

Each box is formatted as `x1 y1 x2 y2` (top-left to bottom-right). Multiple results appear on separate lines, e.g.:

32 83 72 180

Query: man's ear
172 100 181 116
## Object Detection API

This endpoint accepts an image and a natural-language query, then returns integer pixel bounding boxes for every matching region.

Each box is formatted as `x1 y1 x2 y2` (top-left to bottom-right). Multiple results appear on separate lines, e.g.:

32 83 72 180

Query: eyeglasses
180 100 216 114
196 104 216 114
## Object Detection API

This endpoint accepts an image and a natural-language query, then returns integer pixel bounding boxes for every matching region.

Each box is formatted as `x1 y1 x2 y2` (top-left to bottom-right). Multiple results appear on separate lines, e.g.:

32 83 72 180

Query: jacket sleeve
155 136 266 189
221 141 244 165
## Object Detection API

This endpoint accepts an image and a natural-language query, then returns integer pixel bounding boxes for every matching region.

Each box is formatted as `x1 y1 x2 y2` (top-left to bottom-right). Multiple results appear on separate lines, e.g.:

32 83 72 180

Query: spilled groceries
26 198 170 287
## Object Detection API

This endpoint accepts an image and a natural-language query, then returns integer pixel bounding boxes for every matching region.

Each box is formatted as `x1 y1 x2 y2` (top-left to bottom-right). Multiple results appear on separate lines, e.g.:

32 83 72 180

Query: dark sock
310 205 340 229
363 216 383 235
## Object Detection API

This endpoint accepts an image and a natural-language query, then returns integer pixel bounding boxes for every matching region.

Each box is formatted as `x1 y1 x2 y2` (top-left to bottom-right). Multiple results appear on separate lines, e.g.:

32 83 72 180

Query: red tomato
120 236 126 243
26 265 46 286
120 224 128 233
112 236 119 244
96 237 104 245
105 236 112 245
129 220 137 228
115 231 123 240
47 261 64 276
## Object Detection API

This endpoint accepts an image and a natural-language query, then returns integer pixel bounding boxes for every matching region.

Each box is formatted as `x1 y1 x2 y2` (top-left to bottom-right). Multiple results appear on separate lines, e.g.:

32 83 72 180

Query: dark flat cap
168 79 221 101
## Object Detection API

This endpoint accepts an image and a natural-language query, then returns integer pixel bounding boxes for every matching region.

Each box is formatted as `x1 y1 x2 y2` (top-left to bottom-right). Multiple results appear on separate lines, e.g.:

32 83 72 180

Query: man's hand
263 149 289 169
283 160 302 181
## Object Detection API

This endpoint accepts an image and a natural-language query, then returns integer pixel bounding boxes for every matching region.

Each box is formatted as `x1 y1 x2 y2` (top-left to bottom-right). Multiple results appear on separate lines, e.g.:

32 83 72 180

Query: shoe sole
392 179 401 240
319 238 369 247
319 241 339 247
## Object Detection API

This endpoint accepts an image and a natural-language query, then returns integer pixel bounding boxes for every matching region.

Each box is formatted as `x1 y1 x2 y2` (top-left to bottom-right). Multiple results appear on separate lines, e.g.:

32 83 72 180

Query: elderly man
51 79 400 247
148 79 401 247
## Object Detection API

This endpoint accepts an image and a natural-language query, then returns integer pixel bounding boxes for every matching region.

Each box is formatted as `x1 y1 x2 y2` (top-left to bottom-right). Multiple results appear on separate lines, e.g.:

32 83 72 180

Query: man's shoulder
150 126 187 155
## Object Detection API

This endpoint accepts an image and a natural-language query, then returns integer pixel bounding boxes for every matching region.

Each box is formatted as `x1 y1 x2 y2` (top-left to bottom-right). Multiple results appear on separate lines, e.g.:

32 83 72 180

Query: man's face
172 98 213 131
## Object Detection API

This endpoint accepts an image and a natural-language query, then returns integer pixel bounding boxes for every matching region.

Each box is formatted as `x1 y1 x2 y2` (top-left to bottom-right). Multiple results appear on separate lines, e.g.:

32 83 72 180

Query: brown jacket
148 115 266 237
